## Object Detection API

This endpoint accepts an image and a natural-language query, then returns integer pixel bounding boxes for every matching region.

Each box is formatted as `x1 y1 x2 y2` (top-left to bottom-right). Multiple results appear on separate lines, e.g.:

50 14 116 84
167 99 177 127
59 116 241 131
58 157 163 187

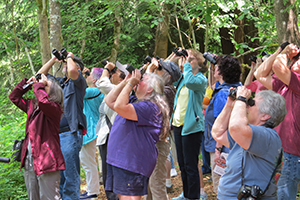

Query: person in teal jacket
171 49 208 200
80 67 105 199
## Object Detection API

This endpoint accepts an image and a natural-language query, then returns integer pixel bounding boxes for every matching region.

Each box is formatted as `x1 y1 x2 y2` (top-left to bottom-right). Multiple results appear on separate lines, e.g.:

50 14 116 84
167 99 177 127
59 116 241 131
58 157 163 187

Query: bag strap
86 92 101 100
263 149 282 194
240 148 283 194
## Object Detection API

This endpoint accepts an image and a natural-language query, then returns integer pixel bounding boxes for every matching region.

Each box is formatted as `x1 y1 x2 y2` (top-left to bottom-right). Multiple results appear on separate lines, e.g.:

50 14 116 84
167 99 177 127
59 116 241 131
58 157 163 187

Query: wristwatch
104 68 110 73
236 96 247 104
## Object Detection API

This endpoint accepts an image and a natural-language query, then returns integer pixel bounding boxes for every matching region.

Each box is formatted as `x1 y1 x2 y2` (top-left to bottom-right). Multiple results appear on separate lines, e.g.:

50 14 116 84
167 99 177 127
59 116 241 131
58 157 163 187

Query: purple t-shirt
106 100 163 177
273 72 300 157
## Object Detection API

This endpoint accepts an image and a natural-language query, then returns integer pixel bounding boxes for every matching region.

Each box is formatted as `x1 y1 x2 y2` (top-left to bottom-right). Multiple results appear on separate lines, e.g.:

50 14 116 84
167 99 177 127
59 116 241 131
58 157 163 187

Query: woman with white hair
104 70 169 200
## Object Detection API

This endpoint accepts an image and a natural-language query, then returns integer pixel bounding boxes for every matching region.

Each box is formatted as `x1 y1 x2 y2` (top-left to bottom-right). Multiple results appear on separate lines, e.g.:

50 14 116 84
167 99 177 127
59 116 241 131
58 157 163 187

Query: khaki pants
147 140 170 200
24 152 61 200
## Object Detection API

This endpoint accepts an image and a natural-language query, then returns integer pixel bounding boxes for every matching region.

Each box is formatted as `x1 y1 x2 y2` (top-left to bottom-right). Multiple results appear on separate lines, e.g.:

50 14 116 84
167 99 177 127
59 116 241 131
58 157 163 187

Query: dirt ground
80 162 217 200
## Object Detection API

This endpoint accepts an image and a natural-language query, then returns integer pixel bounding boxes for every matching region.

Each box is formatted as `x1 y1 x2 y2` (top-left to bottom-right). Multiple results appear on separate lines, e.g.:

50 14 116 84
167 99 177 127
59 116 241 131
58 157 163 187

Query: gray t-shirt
218 125 282 200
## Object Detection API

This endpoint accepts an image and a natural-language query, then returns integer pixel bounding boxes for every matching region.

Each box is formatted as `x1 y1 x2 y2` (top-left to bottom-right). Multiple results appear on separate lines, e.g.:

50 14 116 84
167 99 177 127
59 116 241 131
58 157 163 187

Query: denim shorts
105 164 149 196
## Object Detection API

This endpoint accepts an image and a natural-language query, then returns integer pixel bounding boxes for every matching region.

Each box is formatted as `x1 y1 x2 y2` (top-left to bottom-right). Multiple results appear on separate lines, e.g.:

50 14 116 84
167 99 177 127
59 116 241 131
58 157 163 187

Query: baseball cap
159 59 181 83
73 56 84 71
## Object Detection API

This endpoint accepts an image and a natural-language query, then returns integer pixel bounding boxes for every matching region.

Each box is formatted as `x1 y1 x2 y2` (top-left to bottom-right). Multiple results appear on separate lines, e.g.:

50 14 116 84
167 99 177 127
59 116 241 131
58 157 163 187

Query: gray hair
255 90 287 128
142 73 170 139
48 77 64 111
159 69 173 86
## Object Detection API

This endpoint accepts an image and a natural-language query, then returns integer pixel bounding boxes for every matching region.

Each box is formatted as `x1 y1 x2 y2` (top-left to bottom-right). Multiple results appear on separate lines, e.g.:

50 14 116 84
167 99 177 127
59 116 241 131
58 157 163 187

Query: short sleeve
133 101 162 128
247 125 279 157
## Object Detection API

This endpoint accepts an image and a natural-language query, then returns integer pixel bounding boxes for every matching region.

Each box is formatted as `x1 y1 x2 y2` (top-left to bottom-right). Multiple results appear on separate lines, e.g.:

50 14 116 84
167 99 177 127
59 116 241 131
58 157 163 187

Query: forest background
0 0 299 199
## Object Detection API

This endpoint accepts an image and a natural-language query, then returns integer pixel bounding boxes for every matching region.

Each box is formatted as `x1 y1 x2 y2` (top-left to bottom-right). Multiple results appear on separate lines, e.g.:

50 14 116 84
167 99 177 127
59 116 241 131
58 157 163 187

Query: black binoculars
52 48 68 61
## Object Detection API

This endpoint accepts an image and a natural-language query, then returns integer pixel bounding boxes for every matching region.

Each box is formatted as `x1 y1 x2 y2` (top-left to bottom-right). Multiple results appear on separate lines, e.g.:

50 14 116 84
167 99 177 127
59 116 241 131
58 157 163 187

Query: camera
173 48 188 58
228 88 255 106
101 59 108 66
22 73 42 89
126 64 135 74
52 48 68 61
237 185 263 200
203 52 217 65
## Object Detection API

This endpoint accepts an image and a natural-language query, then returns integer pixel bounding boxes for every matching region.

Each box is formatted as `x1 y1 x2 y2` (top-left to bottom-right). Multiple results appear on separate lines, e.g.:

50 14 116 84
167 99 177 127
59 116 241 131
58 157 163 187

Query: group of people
8 42 300 200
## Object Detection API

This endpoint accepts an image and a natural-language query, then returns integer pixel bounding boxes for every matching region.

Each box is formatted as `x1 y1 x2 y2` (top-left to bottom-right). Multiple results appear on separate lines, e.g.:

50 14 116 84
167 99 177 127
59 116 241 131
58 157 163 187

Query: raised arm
272 44 300 85
65 52 80 80
104 70 139 121
228 86 253 150
37 57 58 75
254 48 281 89
244 59 261 87
96 62 115 94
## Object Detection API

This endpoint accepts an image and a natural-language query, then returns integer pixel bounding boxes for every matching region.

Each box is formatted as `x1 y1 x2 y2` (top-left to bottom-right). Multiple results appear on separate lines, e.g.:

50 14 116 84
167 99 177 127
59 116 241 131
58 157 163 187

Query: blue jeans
277 152 300 200
59 130 83 200
173 126 202 199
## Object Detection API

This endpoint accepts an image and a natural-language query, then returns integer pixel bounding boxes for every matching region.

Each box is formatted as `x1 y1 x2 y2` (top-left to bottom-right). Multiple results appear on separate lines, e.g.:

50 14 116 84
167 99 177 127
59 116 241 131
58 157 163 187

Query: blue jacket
83 87 104 145
171 62 207 136
204 81 242 152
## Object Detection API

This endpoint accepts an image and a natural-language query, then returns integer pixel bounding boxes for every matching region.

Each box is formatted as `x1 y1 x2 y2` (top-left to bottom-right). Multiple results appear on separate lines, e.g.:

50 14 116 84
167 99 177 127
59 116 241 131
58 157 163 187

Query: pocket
127 174 145 191
38 143 56 172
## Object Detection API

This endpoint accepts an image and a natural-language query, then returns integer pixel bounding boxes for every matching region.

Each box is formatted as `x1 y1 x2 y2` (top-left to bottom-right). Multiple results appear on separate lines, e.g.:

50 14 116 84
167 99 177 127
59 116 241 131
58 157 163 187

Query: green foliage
0 111 27 199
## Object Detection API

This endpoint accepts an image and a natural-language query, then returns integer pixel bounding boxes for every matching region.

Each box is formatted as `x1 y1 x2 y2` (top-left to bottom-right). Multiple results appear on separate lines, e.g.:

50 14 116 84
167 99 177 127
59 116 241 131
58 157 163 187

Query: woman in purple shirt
105 70 169 200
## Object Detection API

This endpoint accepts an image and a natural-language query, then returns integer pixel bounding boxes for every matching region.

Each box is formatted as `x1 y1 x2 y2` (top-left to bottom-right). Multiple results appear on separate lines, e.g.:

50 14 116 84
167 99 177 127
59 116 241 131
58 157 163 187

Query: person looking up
171 49 208 200
254 44 300 199
9 74 65 200
36 52 87 200
80 67 105 199
212 87 286 199
104 71 169 200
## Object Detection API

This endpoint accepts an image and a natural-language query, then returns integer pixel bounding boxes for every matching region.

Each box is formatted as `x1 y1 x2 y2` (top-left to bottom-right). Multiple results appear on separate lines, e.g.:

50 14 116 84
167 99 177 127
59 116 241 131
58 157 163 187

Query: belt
59 126 71 133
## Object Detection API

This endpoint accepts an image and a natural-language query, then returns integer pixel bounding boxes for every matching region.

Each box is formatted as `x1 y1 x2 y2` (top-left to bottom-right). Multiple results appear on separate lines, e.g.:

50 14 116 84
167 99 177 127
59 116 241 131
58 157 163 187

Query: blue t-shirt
106 99 163 177
204 82 242 152
83 87 104 145
217 125 282 199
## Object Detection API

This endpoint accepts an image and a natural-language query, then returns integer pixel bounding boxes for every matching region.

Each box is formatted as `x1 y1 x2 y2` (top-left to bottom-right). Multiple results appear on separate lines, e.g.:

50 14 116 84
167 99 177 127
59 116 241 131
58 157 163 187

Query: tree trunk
3 42 14 87
154 2 169 58
274 0 300 46
219 27 234 55
37 0 51 66
234 9 244 64
110 6 121 64
49 0 63 76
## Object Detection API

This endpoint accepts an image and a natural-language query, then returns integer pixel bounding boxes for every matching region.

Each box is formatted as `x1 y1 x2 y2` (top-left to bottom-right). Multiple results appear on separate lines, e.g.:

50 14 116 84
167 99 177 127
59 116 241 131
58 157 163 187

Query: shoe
80 191 87 197
172 192 184 200
99 175 103 185
200 192 208 200
166 184 174 193
171 168 178 177
80 193 98 199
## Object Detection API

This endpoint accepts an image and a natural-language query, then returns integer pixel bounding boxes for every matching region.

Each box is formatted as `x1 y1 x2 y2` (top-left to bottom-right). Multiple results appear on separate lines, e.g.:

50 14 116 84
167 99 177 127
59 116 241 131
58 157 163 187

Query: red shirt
246 80 267 94
9 79 65 175
273 72 300 157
